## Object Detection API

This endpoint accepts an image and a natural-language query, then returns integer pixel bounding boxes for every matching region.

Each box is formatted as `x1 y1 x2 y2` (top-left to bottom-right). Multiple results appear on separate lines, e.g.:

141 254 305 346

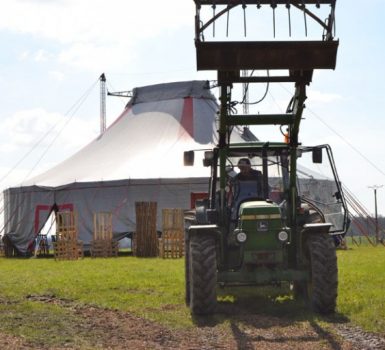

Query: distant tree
346 215 385 241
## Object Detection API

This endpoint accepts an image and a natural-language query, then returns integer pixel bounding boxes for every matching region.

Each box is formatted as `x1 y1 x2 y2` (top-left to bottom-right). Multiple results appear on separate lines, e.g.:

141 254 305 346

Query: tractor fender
301 223 332 235
194 197 219 225
188 225 220 239
195 199 209 224
300 223 332 260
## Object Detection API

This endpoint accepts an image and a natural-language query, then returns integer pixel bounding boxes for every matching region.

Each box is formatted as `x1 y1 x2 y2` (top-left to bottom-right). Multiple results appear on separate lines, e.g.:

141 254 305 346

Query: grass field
337 243 385 333
0 256 190 327
0 243 384 346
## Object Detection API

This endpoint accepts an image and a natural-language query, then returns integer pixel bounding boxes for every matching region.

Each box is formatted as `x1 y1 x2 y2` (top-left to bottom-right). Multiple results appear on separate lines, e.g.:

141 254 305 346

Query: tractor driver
226 158 263 208
236 158 262 182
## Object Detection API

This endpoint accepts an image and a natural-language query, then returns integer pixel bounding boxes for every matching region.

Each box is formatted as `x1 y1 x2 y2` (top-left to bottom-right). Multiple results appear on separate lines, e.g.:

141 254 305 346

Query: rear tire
306 233 338 314
189 234 217 315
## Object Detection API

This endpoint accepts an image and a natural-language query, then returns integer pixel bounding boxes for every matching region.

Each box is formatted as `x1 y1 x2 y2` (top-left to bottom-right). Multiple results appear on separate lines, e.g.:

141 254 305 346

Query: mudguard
302 223 332 235
188 225 220 238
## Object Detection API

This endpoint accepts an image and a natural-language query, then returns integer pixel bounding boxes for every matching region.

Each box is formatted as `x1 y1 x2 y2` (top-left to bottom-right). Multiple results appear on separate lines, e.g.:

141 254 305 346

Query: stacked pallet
159 208 185 259
90 212 118 257
133 202 158 257
53 211 83 260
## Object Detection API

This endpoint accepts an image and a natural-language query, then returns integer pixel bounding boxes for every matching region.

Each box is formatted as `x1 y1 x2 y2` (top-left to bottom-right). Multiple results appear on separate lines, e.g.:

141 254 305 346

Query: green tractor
184 0 348 315
184 142 348 314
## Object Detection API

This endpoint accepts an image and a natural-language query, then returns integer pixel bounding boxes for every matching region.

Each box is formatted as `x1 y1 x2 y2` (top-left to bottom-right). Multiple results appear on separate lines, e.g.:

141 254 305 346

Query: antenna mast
99 73 106 134
242 70 249 115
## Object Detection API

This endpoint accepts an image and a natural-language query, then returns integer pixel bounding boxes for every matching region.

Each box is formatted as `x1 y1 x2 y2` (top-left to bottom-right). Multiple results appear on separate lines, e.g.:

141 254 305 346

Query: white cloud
0 143 17 154
2 108 98 154
48 70 65 81
0 165 32 190
0 108 99 186
57 42 136 73
18 49 53 64
34 49 51 62
1 0 194 72
17 50 30 61
3 108 59 146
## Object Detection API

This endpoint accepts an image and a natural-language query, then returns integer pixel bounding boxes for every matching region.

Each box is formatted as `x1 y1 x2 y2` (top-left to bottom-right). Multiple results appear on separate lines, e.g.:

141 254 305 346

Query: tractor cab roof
224 142 289 157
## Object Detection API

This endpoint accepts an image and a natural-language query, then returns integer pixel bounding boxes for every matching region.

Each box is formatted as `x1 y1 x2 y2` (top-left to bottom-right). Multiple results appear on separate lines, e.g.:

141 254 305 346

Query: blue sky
0 0 385 215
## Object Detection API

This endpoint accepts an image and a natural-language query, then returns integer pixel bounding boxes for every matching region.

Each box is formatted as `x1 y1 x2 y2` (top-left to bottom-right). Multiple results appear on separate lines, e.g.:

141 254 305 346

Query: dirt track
2 296 385 350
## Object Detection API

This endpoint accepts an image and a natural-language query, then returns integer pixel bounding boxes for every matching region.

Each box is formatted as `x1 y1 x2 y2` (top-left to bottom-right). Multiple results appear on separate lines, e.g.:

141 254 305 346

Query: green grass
344 235 380 247
0 244 384 346
0 256 191 327
0 301 99 349
337 245 385 333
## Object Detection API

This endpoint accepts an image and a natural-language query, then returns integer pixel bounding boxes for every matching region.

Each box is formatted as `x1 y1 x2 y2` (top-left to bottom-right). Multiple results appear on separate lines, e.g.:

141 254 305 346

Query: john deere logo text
257 221 268 232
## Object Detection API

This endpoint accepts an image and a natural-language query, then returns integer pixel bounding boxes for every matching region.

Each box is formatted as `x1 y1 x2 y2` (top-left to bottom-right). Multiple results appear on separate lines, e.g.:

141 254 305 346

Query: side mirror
312 148 323 164
184 151 194 166
334 191 342 200
203 151 214 167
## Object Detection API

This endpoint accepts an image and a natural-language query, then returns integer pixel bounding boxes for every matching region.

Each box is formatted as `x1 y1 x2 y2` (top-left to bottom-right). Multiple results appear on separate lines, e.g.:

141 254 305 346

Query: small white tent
3 81 256 254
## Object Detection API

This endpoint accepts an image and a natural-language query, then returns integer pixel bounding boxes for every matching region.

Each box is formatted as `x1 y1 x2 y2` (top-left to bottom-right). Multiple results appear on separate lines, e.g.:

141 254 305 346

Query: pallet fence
91 212 118 257
159 208 185 259
53 211 83 260
134 202 158 257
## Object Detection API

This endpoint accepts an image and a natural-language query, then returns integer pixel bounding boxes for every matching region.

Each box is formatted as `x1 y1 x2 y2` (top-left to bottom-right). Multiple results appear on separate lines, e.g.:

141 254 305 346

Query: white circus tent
3 80 256 254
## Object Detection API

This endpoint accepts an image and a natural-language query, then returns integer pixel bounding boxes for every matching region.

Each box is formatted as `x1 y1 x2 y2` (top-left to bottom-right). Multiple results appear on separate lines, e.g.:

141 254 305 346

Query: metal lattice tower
100 73 106 134
241 70 249 115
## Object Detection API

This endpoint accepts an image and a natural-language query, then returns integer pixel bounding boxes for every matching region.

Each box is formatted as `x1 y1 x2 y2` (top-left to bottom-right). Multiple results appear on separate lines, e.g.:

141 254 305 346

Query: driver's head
238 158 251 174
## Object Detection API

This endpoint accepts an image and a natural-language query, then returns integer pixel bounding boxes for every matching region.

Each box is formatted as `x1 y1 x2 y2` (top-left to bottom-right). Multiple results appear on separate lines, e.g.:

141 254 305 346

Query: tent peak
128 80 215 106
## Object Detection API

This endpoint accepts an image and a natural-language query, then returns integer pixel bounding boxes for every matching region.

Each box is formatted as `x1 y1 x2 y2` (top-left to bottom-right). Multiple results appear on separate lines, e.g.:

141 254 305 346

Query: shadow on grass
192 284 350 350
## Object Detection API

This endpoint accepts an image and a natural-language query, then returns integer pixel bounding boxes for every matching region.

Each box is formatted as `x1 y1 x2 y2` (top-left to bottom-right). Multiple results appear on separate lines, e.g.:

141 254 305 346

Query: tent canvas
3 80 256 254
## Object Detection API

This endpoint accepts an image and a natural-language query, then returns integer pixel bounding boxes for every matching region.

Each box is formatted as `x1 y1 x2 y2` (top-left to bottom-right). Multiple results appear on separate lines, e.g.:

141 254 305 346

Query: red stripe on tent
180 97 194 138
34 203 74 233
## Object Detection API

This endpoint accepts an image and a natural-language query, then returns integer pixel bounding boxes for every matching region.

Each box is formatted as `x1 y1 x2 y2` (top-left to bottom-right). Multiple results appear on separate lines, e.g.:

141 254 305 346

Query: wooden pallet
53 240 83 260
90 239 119 258
159 209 184 259
134 202 158 257
56 211 78 240
93 212 113 240
159 232 184 259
